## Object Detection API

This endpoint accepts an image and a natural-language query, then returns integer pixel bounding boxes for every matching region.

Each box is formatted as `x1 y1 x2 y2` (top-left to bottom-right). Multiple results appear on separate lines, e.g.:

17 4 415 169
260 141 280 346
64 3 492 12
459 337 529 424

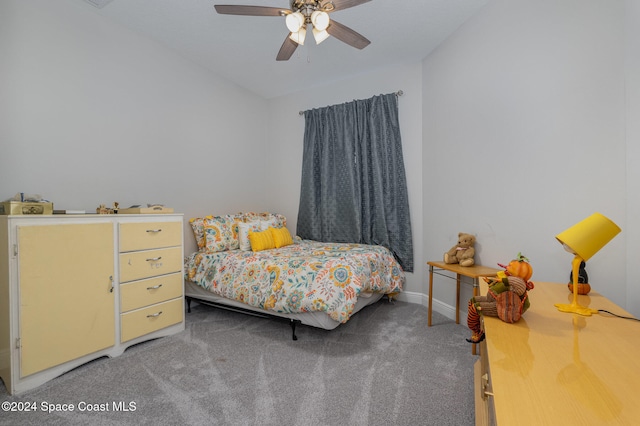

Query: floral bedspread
184 239 404 323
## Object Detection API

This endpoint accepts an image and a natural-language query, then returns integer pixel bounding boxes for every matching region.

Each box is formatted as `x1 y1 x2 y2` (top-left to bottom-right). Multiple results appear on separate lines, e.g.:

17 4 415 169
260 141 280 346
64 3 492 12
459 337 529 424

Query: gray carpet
0 300 476 426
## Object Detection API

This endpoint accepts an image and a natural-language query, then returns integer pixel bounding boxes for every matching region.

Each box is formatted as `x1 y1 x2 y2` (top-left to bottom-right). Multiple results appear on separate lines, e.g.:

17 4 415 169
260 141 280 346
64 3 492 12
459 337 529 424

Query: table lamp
555 212 621 315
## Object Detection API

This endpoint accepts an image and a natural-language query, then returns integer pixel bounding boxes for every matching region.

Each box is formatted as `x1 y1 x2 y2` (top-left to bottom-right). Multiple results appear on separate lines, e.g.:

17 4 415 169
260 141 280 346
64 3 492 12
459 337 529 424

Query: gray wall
266 0 639 317
1 0 269 254
3 0 638 317
420 0 636 315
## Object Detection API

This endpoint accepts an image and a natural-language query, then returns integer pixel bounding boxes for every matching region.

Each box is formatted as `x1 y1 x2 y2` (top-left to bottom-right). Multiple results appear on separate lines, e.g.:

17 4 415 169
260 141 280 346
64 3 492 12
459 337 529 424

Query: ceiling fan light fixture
289 26 306 45
285 11 305 32
214 1 371 61
311 10 330 31
312 27 330 44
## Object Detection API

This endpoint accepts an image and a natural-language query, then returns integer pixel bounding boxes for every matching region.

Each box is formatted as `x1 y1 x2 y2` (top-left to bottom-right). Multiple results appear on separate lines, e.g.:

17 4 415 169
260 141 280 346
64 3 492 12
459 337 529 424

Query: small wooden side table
427 261 501 326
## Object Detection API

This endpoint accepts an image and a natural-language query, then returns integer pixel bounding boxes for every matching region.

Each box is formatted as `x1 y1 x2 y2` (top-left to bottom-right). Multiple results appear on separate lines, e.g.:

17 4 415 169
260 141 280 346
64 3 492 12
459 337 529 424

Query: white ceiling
84 0 487 99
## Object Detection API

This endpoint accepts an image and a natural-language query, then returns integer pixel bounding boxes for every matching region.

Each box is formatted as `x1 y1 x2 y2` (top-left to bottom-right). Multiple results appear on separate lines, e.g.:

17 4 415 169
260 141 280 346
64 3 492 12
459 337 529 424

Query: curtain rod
298 90 403 116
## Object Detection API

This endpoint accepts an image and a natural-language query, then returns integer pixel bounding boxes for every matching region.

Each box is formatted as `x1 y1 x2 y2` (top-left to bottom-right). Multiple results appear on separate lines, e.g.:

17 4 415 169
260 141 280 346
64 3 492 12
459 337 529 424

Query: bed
184 212 405 339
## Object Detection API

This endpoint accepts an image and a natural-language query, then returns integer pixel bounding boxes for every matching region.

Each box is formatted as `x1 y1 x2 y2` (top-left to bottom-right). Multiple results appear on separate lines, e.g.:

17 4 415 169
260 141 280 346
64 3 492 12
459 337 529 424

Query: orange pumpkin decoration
568 282 591 295
503 253 533 281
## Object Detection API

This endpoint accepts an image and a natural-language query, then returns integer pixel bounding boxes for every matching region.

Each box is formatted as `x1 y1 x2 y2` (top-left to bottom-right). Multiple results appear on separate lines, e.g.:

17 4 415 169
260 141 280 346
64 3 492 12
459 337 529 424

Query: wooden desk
475 281 640 425
427 261 500 326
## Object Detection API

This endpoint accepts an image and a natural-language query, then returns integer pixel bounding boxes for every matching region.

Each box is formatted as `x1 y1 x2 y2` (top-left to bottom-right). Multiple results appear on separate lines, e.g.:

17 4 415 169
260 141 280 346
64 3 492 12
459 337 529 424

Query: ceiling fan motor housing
290 0 335 17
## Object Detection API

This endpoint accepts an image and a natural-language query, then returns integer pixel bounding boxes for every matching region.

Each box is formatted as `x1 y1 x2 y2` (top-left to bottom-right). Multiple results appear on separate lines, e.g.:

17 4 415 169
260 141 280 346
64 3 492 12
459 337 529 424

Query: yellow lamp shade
556 213 620 262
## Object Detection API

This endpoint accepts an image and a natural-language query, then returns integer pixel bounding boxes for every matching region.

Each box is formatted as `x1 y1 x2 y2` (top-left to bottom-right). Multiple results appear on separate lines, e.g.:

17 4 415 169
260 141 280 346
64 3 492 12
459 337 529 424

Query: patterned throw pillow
190 213 243 251
189 217 207 251
270 226 293 248
203 215 241 252
241 212 287 228
259 217 280 230
272 213 287 228
248 229 275 252
238 221 262 251
241 211 271 223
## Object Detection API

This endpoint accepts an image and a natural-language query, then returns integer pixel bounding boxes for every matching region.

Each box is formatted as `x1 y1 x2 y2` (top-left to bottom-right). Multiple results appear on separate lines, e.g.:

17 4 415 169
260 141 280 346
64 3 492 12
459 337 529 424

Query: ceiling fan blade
326 19 370 50
322 0 371 12
276 35 298 61
214 5 289 16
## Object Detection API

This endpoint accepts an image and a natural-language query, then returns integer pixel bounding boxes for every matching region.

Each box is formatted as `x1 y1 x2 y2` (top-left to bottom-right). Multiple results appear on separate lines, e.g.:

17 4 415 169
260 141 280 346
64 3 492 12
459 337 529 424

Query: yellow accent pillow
248 229 275 252
270 226 293 248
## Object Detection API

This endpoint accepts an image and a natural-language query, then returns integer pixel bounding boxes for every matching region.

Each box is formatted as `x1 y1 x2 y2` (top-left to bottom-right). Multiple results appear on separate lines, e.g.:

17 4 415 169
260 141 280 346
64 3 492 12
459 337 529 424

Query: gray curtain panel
296 93 414 272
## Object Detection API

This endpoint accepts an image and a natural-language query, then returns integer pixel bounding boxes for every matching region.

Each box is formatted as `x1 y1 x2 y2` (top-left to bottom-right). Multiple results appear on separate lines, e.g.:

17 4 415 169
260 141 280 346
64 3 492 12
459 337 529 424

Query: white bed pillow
238 221 262 251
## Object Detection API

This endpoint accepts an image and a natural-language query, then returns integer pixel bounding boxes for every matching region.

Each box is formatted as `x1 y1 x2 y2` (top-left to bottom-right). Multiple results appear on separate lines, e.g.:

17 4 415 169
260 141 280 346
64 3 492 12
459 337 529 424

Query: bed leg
290 319 301 341
186 297 192 313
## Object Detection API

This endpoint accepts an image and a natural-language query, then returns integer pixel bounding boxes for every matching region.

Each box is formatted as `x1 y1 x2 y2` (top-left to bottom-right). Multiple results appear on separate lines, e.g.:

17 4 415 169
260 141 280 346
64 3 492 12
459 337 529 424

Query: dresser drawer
119 247 182 283
121 298 183 343
119 221 182 252
120 273 183 313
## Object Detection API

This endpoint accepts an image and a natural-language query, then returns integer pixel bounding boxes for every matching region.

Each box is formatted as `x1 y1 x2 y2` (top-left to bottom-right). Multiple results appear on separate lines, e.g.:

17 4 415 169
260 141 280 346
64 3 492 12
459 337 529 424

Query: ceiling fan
214 0 372 61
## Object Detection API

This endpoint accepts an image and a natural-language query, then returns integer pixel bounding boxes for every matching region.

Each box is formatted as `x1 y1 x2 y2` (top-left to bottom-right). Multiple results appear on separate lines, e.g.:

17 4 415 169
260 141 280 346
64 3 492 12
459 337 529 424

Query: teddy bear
443 232 476 267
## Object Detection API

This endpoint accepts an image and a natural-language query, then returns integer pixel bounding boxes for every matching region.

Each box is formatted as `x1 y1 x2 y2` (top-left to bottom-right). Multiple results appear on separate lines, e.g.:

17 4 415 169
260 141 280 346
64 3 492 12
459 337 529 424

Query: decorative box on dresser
474 280 640 425
0 214 185 395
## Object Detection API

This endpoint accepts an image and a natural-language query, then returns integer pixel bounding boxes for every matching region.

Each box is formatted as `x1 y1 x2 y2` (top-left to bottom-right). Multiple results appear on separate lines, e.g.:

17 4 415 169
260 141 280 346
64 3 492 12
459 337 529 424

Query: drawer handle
146 229 162 233
147 284 163 290
481 373 494 400
147 311 163 318
146 256 162 262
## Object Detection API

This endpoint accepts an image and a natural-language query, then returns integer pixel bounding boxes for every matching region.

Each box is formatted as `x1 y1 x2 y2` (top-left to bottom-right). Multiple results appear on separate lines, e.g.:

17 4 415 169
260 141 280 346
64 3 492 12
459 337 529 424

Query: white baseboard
393 289 423 305
394 290 458 322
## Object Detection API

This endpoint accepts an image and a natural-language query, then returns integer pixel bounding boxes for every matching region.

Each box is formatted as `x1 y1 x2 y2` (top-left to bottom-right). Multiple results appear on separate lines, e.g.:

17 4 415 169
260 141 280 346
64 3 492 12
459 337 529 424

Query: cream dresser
0 214 185 395
475 281 640 425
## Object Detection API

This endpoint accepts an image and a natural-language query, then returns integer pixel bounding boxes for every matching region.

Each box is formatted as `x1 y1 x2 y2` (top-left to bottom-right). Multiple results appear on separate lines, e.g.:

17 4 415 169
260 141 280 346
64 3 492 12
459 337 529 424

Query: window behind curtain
296 93 413 272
